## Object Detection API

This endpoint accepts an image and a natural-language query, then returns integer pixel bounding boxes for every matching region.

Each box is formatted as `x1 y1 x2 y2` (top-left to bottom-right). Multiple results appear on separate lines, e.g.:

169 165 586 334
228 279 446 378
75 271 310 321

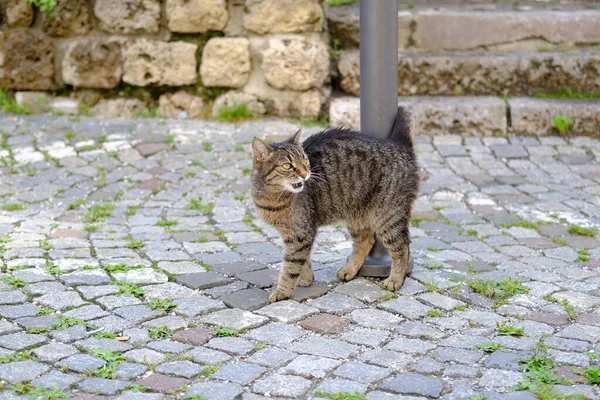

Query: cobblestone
0 115 598 399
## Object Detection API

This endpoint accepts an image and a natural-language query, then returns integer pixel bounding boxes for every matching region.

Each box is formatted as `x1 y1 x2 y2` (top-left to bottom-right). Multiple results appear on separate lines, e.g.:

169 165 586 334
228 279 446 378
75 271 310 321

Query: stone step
337 50 600 97
329 96 600 137
328 6 600 52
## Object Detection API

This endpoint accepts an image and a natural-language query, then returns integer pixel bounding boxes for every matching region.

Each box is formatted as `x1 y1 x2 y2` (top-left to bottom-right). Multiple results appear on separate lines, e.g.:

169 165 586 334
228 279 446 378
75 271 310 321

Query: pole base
352 252 414 278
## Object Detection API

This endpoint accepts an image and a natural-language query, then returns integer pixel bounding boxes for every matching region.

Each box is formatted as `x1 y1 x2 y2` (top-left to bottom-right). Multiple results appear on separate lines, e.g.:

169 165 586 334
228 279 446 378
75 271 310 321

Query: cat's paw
382 276 404 291
269 289 291 303
337 266 358 281
298 268 314 287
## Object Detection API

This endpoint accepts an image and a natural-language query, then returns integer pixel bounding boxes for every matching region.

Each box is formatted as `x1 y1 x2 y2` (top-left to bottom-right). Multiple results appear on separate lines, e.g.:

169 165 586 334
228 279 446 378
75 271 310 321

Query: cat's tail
388 106 414 148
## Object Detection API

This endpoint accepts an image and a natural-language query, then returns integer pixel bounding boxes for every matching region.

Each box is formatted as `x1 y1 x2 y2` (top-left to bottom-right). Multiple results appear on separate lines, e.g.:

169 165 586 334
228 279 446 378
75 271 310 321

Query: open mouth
291 182 303 190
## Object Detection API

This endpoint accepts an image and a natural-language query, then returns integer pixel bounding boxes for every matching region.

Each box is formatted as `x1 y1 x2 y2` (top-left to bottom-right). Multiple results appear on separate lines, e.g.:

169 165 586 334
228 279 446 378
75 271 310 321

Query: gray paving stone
433 347 482 364
200 308 268 330
246 322 307 346
206 337 254 355
75 337 133 353
479 368 524 388
0 304 39 319
0 291 27 305
188 347 231 365
37 291 86 310
307 292 365 315
114 305 164 324
33 342 79 363
246 347 297 368
485 350 531 371
341 327 390 347
212 361 266 385
385 337 437 354
280 355 341 379
236 268 278 288
187 381 244 400
348 308 403 330
61 270 111 286
334 279 389 303
253 373 312 397
78 377 130 395
56 354 105 373
220 288 270 311
175 272 232 290
290 336 359 359
255 300 318 323
156 360 203 378
173 296 225 317
31 370 80 391
116 362 147 380
380 372 443 397
333 361 392 384
50 324 89 343
124 349 166 365
0 360 50 383
378 296 432 319
0 332 47 350
313 378 368 395
63 304 110 321
414 357 444 374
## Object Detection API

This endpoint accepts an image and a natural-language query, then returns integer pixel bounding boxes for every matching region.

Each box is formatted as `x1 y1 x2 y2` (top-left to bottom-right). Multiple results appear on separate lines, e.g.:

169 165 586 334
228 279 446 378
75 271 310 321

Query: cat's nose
297 170 307 179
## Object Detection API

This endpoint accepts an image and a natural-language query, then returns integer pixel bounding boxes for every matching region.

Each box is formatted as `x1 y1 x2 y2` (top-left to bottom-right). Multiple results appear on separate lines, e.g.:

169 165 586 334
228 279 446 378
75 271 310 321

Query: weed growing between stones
148 326 174 339
501 220 538 231
552 114 572 135
496 321 525 336
125 236 144 250
85 203 115 223
88 348 126 379
468 277 527 305
568 225 597 237
583 366 600 384
0 351 36 363
126 384 149 392
185 197 214 215
215 103 255 122
125 205 141 216
477 341 508 353
534 89 600 99
1 276 25 288
53 316 88 330
148 298 175 312
199 362 223 377
552 237 568 246
211 326 244 337
112 280 145 298
577 249 590 262
103 263 144 274
94 331 117 339
2 203 25 211
0 90 31 114
315 392 366 400
155 219 179 228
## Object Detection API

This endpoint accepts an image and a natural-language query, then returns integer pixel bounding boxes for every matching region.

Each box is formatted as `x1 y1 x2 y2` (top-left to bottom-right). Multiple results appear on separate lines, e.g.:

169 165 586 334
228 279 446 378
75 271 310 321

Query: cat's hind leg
297 260 314 287
374 214 410 291
337 225 375 281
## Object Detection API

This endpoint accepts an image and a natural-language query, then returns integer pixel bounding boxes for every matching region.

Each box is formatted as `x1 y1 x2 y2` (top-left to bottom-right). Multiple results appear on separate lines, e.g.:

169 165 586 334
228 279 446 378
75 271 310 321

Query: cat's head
251 128 311 194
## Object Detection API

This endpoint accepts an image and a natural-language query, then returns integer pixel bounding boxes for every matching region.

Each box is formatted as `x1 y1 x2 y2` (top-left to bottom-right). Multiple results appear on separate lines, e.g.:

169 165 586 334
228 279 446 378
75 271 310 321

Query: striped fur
251 107 419 302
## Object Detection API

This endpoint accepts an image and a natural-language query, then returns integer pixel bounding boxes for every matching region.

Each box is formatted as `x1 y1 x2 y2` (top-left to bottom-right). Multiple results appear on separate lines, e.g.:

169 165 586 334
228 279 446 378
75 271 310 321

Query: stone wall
0 0 331 119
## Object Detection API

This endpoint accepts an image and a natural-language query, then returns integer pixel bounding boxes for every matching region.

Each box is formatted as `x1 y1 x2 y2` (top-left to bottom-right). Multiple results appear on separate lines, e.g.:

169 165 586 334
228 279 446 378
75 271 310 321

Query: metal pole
358 0 412 277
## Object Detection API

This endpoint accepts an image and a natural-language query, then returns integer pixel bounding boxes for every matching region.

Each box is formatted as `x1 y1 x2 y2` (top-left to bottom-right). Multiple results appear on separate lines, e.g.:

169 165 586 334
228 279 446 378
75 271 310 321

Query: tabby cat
251 106 419 302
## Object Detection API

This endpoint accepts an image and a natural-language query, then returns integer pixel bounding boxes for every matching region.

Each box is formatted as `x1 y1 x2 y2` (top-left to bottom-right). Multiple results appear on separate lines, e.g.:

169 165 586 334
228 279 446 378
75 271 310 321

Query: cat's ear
288 127 303 144
252 137 273 161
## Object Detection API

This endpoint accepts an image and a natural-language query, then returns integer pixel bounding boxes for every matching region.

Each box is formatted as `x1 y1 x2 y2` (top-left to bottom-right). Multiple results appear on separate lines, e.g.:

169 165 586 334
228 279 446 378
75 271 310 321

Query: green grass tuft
552 114 572 135
215 103 255 122
568 225 597 237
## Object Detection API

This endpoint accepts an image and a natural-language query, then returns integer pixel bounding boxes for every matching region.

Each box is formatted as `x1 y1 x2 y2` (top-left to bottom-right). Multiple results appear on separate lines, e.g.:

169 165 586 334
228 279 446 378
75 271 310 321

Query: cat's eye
302 158 308 165
282 163 292 170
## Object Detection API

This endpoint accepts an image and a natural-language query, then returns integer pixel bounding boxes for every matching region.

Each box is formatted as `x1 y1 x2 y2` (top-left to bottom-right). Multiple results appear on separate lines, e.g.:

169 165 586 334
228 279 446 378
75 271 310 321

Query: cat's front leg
270 234 315 302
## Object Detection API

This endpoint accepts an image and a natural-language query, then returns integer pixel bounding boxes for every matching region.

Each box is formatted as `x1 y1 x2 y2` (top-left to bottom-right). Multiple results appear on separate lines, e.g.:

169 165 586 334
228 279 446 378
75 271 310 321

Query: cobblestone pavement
0 115 599 400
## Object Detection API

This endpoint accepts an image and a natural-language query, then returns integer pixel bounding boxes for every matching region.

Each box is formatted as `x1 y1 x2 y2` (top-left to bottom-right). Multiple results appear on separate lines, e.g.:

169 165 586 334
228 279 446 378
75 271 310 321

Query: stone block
2 0 34 27
262 35 329 91
94 99 147 119
212 91 265 119
200 38 251 88
159 91 205 119
166 0 228 33
329 96 507 135
243 0 323 34
42 0 91 37
94 0 160 34
0 29 54 90
62 39 122 89
123 39 198 86
510 98 600 137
